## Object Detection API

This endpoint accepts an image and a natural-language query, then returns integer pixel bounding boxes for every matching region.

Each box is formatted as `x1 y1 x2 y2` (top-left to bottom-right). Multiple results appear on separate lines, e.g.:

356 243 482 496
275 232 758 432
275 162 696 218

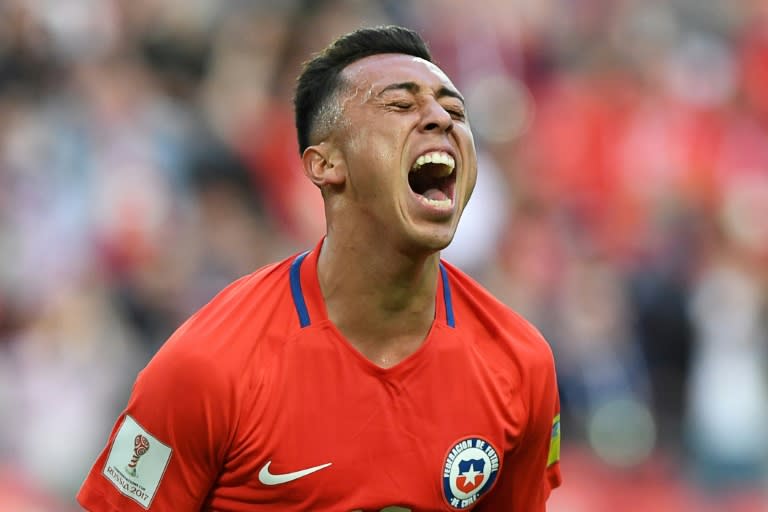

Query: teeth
419 196 453 208
412 151 455 174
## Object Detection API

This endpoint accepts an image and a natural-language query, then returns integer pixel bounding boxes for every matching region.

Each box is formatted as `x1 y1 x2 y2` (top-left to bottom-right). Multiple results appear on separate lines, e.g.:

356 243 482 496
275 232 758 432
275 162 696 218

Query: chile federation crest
442 437 500 509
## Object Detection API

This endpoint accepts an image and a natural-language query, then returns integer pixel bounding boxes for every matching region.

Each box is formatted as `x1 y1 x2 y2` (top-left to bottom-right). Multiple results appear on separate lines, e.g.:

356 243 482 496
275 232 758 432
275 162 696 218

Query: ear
301 142 345 188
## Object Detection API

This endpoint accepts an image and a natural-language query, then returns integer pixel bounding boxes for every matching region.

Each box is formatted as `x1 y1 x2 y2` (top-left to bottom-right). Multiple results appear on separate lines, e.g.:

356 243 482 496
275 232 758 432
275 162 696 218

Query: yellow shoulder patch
548 414 561 467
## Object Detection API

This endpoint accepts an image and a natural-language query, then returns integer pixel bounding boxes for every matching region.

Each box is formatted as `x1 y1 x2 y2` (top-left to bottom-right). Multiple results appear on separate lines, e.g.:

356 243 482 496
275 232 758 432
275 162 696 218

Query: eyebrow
376 82 465 105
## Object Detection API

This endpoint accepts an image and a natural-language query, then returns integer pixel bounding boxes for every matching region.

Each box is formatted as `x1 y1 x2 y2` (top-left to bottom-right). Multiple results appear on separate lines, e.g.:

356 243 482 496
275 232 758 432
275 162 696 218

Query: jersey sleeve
479 341 562 511
77 327 239 511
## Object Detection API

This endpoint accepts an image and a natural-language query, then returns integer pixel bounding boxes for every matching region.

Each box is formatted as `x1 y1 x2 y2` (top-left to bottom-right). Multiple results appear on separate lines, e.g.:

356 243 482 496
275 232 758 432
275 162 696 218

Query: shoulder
441 259 555 372
147 254 302 381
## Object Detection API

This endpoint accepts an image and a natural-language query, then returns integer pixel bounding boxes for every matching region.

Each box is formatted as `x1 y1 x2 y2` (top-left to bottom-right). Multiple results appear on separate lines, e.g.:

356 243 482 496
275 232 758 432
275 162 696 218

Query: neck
316 229 441 367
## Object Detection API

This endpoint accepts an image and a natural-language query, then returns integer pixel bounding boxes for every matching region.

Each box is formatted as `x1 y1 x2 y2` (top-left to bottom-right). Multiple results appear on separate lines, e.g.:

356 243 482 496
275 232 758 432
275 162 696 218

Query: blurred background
0 0 766 510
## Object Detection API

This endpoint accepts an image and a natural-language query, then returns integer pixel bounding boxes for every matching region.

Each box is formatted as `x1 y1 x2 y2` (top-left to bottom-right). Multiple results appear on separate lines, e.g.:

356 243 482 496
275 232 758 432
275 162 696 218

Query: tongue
422 188 448 201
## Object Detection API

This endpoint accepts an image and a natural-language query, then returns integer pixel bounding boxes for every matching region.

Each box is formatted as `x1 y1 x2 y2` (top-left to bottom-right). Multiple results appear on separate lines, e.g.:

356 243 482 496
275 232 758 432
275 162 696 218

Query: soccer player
77 25 562 511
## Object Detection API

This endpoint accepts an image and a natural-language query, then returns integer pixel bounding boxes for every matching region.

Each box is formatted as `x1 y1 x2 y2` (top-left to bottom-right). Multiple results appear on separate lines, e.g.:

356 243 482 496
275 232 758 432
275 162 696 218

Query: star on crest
460 463 481 486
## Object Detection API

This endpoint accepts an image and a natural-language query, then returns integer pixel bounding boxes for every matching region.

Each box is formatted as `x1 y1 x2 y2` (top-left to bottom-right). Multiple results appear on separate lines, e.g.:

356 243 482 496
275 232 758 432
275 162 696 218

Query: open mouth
408 150 457 209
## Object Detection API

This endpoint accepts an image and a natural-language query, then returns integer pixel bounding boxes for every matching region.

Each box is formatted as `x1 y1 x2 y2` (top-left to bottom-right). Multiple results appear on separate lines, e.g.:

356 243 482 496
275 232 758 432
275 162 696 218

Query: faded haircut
294 25 432 154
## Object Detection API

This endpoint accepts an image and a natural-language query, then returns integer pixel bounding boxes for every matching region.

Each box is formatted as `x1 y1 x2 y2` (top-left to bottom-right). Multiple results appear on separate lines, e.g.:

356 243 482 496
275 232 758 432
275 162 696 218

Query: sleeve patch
101 415 173 509
547 414 561 467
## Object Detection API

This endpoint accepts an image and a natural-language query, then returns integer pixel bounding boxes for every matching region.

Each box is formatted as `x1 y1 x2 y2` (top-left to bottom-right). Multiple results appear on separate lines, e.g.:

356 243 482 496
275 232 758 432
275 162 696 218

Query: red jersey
78 241 562 511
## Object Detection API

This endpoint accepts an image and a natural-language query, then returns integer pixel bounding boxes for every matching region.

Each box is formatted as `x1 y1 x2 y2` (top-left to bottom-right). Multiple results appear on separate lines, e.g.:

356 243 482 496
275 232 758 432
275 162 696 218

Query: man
77 25 562 511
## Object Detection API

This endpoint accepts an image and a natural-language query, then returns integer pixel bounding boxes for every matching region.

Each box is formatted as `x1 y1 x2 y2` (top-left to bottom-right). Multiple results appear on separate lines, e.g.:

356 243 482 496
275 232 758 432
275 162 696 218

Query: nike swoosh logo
258 460 332 485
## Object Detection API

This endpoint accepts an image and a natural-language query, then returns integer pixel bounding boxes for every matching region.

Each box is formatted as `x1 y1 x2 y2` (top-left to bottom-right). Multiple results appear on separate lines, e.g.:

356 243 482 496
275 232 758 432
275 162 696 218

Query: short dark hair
294 25 432 154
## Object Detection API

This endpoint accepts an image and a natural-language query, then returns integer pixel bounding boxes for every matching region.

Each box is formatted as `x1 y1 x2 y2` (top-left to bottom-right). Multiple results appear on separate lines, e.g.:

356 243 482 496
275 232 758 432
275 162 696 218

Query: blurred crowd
0 0 766 510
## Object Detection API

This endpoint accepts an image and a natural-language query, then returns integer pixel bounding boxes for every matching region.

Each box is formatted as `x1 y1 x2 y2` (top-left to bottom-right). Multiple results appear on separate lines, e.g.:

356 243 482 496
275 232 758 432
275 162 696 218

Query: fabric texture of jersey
78 240 562 511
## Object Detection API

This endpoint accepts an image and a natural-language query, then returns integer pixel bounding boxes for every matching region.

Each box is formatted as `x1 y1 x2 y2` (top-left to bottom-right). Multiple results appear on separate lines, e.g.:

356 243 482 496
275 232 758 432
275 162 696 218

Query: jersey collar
289 240 455 329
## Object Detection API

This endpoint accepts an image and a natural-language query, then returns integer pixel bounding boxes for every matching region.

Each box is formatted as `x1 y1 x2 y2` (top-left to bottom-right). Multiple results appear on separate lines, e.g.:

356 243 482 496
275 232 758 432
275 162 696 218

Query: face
325 53 477 253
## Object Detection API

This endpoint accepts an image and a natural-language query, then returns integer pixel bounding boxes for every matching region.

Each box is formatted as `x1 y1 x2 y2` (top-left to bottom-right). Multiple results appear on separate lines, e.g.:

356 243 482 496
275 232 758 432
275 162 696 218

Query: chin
406 225 457 254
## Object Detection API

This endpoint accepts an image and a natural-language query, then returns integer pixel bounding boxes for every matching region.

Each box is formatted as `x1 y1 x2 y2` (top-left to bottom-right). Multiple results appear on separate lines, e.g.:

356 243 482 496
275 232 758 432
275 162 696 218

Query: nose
419 99 454 134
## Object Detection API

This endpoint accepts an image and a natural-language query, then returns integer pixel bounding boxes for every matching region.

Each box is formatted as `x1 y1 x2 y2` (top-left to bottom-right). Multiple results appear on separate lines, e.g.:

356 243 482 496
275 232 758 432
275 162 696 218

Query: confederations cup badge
442 436 500 509
125 434 150 477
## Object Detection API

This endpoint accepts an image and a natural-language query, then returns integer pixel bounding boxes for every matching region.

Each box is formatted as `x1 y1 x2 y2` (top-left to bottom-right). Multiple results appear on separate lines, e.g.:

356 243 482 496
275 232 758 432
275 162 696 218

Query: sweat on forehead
307 54 459 146
340 54 453 91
